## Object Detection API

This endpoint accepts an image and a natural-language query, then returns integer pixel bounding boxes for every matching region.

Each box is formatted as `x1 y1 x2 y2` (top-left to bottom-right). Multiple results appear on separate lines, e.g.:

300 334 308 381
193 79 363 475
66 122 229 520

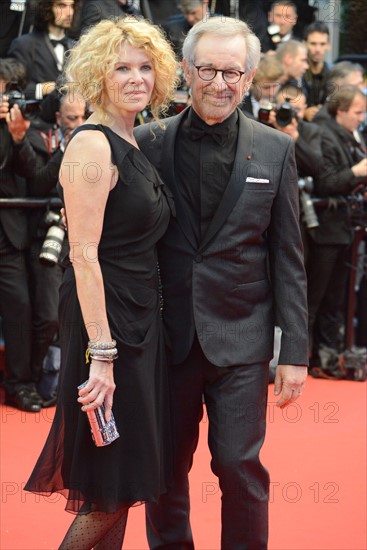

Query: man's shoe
42 393 57 408
5 388 42 413
29 383 56 408
27 383 44 406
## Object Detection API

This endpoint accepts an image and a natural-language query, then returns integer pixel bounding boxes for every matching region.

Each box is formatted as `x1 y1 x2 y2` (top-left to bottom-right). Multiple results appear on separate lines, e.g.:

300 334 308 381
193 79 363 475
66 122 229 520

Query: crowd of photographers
0 0 366 411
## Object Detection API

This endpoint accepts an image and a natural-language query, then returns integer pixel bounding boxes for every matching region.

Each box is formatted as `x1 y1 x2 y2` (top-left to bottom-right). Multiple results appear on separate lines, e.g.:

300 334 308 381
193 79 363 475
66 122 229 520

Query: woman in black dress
25 17 178 549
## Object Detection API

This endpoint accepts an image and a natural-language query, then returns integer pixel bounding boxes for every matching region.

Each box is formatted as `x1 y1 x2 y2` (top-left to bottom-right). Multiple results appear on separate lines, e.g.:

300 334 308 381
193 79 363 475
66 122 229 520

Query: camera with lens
258 98 297 127
267 24 282 46
0 82 41 119
39 210 65 266
274 99 297 128
298 177 319 229
258 102 273 124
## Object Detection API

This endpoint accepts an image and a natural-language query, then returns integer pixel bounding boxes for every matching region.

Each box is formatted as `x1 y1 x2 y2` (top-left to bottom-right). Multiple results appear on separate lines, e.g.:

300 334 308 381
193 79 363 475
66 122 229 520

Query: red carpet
1 376 366 550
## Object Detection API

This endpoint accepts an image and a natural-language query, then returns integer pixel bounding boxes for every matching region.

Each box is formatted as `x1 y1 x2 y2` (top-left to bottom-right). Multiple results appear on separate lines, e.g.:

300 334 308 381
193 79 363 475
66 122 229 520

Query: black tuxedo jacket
13 128 63 239
135 108 308 367
0 125 29 250
80 0 140 33
296 119 323 179
311 118 367 245
7 31 73 99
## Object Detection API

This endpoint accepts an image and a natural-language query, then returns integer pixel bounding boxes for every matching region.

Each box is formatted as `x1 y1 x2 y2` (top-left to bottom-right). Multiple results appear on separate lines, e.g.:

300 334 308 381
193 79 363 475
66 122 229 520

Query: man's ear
55 111 60 126
182 59 192 87
243 69 257 94
283 52 292 68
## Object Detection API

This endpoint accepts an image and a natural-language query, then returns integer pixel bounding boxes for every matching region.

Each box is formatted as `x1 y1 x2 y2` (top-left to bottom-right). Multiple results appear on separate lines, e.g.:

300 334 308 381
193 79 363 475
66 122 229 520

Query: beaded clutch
78 380 120 447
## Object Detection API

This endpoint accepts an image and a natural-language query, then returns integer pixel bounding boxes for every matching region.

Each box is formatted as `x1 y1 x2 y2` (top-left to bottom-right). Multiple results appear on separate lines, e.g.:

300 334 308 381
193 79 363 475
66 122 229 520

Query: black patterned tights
59 507 129 550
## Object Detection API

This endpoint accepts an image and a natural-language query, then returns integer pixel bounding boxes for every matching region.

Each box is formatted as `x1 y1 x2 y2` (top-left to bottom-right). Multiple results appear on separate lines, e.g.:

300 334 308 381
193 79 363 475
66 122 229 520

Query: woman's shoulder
61 126 113 175
66 125 110 154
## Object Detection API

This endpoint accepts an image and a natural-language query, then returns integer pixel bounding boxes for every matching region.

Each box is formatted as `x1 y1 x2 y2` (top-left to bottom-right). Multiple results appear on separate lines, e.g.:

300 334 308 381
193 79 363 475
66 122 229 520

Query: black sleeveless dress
25 124 173 514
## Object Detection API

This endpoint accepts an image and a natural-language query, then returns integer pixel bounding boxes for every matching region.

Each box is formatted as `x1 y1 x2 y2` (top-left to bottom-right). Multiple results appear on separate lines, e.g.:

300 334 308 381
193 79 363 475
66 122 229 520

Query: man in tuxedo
7 0 78 101
307 85 367 377
136 17 308 549
0 0 33 57
263 0 300 53
17 92 87 405
0 62 34 411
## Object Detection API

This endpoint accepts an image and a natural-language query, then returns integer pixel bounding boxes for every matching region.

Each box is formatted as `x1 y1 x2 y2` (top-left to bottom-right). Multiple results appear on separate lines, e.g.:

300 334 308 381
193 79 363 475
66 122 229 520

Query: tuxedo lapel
161 109 199 250
199 110 254 251
43 34 62 70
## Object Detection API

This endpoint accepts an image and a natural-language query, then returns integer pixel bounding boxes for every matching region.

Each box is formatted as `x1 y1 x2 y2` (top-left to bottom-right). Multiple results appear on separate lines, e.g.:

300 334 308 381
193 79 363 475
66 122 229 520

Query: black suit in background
7 31 73 100
0 0 33 57
0 122 32 395
303 63 331 108
307 116 367 356
288 118 323 261
79 0 140 33
295 119 323 180
135 107 308 548
15 129 64 387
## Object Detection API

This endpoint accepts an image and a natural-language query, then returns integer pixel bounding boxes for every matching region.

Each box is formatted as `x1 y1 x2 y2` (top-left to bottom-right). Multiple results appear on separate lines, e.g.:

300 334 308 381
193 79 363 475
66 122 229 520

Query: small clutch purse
78 380 120 447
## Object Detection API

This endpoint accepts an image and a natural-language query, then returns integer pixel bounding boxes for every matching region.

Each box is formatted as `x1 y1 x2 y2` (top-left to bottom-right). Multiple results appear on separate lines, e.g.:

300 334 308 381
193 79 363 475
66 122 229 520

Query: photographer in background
241 54 285 119
255 84 323 199
0 59 36 411
272 85 323 184
16 91 87 405
308 85 367 378
79 0 141 36
303 21 331 122
262 1 300 53
255 83 323 380
276 39 309 95
271 86 323 259
313 61 364 126
162 1 212 56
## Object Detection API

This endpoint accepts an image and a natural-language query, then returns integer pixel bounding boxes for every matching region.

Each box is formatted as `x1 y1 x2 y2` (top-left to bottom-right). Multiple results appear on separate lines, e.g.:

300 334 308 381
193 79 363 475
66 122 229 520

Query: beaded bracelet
88 340 117 350
89 348 118 357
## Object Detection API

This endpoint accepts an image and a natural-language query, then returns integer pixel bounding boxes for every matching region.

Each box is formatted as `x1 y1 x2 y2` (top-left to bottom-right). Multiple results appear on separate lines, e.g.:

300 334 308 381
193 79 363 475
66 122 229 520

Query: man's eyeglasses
195 66 245 84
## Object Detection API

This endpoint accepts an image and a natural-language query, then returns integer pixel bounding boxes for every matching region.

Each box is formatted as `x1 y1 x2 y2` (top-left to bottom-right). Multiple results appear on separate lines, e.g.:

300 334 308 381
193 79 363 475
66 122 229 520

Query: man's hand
351 158 367 178
41 81 56 96
304 105 321 122
6 104 30 143
273 117 299 141
60 207 68 231
0 94 10 120
274 364 307 408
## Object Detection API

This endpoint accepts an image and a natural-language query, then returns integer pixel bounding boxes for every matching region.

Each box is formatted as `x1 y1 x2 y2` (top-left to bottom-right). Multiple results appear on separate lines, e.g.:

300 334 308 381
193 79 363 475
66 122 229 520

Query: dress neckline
74 123 139 150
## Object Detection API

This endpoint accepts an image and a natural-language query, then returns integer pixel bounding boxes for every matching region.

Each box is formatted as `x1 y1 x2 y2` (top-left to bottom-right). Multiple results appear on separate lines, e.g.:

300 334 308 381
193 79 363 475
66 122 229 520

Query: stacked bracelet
88 340 116 350
86 340 118 364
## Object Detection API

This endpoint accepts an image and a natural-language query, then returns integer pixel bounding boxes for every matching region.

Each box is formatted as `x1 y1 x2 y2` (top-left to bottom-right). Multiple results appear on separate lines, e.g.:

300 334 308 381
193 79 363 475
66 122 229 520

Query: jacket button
195 254 203 263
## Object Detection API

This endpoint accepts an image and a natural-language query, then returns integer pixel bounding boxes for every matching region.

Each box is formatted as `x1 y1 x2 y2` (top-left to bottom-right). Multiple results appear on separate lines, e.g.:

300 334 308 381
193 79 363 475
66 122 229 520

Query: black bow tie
50 37 69 49
189 121 228 146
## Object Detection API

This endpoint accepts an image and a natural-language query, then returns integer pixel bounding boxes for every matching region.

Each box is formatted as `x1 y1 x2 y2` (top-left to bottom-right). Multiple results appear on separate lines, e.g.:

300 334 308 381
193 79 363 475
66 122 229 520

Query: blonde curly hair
63 16 179 121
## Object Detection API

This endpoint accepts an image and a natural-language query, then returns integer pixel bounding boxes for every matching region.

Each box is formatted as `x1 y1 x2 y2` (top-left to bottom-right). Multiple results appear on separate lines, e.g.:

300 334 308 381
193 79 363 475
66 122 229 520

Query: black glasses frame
195 65 245 84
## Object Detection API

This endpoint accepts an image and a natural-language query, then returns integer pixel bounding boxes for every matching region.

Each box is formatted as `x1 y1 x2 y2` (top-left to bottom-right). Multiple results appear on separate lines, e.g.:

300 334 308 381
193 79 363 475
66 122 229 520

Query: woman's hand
77 361 116 422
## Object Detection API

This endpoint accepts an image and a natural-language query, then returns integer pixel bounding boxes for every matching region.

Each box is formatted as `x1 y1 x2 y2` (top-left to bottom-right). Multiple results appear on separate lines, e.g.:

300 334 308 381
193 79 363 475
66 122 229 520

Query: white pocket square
245 177 270 183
